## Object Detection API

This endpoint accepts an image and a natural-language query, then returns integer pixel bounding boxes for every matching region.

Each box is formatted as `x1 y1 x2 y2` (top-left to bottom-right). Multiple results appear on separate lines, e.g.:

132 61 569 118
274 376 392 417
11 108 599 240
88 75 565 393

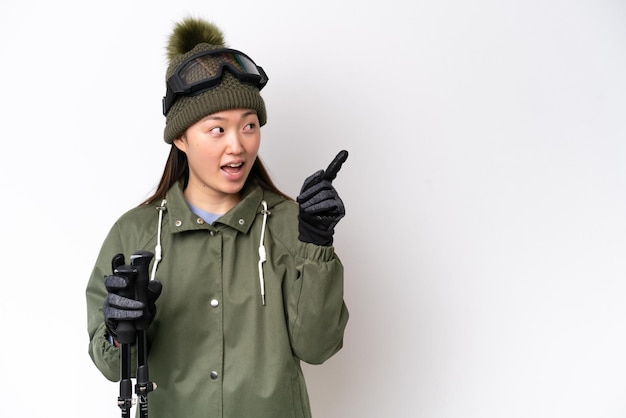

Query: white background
1 0 625 417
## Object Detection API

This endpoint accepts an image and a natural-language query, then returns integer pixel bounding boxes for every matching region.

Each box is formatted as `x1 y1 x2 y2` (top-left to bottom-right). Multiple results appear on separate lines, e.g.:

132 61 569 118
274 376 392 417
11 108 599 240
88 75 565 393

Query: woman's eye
210 127 224 134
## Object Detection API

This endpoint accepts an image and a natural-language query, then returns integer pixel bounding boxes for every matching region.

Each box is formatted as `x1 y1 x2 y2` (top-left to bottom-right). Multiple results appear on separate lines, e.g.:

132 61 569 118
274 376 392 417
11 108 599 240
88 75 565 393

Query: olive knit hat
162 17 267 144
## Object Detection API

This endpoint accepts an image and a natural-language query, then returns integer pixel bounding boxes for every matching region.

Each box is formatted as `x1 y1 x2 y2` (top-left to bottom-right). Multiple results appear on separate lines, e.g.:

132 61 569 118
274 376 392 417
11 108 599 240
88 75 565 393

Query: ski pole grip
131 251 154 331
113 263 138 345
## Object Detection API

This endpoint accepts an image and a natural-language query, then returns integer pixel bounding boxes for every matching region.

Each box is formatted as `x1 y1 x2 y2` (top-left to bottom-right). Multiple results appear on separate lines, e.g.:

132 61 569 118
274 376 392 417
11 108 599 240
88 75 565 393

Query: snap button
210 230 215 236
196 217 204 224
210 371 219 380
238 219 245 225
210 299 219 308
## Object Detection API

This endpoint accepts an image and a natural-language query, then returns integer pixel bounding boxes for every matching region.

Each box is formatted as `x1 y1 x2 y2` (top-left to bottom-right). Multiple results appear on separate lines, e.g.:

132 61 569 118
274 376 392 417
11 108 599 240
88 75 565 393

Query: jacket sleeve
287 241 349 364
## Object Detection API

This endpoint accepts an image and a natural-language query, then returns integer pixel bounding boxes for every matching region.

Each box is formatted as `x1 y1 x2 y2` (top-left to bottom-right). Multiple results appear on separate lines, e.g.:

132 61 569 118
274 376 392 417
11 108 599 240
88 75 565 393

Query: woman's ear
173 136 186 152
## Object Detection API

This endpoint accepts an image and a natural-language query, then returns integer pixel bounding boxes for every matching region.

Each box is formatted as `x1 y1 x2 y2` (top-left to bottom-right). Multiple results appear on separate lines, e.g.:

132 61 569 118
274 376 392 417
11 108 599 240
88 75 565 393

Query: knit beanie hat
163 17 268 144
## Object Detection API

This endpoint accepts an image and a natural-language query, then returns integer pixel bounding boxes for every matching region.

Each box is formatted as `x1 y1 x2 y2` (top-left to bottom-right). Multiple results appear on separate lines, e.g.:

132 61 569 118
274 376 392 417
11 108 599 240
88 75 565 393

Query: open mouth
222 162 243 174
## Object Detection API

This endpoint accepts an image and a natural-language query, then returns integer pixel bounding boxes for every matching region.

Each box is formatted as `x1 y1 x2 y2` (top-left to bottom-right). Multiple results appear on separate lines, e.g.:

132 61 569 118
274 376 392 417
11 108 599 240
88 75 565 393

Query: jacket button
210 371 219 380
196 217 204 224
210 299 219 308
175 220 182 227
210 230 215 236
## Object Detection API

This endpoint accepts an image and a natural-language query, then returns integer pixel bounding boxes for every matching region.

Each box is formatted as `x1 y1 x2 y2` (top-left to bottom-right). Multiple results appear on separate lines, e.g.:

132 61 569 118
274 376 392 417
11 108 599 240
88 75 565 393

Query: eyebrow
203 110 258 122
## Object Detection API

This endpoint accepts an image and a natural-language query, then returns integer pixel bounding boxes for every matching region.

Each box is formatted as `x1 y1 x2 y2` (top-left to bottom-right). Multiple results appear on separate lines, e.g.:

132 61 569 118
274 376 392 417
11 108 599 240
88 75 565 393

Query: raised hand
297 150 348 246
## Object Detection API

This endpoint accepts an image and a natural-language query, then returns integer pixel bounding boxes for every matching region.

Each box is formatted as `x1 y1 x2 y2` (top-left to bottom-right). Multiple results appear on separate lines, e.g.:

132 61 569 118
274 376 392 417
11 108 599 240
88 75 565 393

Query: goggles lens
163 48 268 115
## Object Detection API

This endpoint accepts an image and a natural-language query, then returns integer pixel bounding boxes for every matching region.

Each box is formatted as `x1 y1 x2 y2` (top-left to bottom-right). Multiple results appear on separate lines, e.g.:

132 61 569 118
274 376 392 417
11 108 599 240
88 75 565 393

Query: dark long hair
142 145 292 205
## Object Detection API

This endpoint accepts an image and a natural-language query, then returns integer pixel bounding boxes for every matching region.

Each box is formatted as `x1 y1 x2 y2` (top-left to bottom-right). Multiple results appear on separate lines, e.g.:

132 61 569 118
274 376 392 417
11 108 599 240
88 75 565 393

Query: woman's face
174 108 261 205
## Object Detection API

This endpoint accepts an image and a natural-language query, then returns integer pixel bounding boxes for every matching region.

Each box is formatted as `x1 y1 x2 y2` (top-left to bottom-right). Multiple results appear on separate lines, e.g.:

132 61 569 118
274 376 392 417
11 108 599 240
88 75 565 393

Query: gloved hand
297 150 348 246
103 253 162 344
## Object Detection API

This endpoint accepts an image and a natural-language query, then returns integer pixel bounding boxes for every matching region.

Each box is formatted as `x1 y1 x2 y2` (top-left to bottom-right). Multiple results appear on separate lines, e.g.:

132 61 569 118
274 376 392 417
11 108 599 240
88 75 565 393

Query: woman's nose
225 133 244 154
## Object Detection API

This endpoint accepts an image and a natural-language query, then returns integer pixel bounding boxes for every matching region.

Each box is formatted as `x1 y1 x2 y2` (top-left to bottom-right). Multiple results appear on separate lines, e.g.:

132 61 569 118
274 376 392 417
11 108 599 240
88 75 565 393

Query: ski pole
130 251 156 418
111 255 137 418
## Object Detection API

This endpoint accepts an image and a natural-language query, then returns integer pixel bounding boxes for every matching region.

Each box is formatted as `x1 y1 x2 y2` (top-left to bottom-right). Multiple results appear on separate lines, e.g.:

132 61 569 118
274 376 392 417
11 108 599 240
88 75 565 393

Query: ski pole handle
112 255 138 345
130 251 154 331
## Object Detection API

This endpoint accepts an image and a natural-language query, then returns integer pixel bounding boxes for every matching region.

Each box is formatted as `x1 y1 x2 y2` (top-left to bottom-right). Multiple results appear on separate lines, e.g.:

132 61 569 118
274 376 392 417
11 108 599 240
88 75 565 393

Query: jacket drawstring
152 199 167 281
258 200 270 306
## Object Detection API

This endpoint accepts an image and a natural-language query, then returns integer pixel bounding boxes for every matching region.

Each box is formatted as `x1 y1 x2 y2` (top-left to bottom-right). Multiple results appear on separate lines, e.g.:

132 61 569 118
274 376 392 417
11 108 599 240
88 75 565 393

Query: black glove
103 253 162 344
297 150 348 246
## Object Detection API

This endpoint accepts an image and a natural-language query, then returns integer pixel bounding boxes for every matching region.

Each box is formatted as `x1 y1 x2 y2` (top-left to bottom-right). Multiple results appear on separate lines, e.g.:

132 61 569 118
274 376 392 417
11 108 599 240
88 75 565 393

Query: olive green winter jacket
86 181 349 417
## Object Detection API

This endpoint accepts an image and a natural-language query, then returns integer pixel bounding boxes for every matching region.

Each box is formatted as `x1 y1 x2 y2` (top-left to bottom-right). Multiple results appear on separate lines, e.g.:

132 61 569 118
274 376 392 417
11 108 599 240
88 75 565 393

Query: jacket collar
164 180 283 235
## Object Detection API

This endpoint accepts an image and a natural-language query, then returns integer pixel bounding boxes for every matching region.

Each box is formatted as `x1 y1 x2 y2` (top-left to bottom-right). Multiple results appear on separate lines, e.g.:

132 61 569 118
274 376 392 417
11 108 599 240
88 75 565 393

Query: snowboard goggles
162 48 268 115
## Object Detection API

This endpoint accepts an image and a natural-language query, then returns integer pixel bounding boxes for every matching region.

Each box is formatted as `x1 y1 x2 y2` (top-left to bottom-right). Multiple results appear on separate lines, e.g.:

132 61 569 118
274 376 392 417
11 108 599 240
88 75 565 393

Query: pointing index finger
322 150 349 182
